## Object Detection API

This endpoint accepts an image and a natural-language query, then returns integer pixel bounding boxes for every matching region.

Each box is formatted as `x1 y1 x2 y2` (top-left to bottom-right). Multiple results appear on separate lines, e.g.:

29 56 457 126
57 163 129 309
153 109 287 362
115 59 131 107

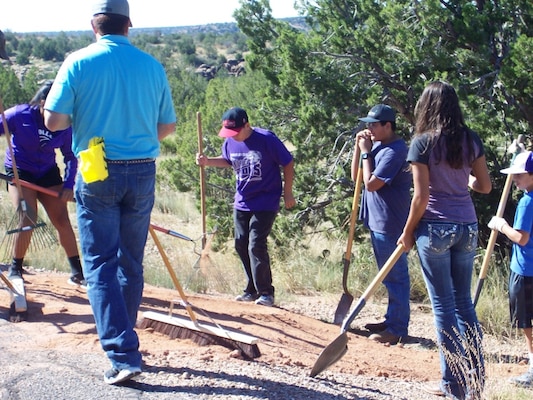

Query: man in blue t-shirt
44 0 176 386
352 104 412 344
196 107 295 307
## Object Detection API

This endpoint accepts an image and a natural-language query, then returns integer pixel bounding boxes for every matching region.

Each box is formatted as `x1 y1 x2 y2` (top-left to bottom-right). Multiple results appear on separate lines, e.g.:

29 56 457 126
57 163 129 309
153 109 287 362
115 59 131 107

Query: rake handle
0 98 26 210
0 173 193 243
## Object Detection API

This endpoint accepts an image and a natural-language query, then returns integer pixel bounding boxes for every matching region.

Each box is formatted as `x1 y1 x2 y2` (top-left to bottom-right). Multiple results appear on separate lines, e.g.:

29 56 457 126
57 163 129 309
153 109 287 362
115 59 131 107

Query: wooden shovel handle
197 112 207 250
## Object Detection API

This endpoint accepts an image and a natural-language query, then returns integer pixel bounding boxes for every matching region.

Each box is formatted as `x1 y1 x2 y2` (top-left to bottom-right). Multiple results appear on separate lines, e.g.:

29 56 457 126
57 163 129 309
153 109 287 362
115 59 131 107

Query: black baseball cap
359 104 396 123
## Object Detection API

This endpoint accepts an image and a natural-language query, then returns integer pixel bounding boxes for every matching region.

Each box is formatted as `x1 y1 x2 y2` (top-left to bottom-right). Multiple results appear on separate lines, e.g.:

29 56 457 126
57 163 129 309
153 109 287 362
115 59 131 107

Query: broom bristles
138 313 261 359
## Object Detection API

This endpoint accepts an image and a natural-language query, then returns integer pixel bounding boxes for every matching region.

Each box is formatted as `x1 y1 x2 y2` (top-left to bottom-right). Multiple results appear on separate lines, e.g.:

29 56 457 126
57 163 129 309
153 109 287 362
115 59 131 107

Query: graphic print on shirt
39 128 53 148
231 151 263 184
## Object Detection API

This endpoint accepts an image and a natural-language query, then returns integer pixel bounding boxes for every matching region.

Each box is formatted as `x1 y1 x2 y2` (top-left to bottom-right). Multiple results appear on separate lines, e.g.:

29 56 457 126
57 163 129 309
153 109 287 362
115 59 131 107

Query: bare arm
44 110 71 132
500 224 530 247
196 154 232 168
282 160 296 209
469 155 492 194
397 162 429 250
158 122 176 141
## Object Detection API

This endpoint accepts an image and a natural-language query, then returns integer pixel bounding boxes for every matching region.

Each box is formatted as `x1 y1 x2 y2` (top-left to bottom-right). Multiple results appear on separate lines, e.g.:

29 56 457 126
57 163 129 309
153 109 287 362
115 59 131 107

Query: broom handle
0 98 26 210
197 112 207 250
148 225 198 324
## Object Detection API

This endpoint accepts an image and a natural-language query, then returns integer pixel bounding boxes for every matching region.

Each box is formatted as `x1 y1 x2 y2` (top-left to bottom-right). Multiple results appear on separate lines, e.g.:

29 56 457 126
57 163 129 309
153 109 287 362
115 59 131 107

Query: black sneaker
8 266 23 278
68 274 87 289
103 367 142 385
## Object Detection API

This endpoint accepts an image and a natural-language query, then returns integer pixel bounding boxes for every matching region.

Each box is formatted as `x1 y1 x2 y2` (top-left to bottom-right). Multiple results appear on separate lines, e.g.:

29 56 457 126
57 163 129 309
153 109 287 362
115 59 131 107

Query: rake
0 97 57 263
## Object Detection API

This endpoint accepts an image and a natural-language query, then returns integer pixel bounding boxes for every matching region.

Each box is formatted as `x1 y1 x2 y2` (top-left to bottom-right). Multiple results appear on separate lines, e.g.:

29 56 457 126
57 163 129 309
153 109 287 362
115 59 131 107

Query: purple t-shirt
222 127 293 211
0 104 77 189
360 138 411 238
407 129 484 223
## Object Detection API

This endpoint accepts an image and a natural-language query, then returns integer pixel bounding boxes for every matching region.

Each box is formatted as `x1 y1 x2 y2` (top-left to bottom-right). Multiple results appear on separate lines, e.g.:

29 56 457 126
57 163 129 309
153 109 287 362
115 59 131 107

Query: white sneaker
103 367 142 385
509 369 533 387
68 275 87 289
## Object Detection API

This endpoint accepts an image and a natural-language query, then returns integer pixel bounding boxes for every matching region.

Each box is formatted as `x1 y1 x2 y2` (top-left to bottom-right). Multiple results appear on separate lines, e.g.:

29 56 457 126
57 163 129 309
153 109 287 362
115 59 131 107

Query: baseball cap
92 0 130 18
359 104 396 123
501 151 533 174
219 107 249 138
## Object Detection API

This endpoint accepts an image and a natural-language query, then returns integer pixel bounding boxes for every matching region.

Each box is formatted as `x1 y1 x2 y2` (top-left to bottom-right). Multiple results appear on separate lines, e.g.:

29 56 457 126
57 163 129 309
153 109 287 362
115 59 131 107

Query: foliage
232 0 533 263
1 0 532 284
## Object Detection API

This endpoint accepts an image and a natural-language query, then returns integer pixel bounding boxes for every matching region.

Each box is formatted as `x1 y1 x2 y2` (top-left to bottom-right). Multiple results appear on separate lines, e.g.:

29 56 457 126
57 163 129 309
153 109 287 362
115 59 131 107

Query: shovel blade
333 293 354 325
310 332 349 377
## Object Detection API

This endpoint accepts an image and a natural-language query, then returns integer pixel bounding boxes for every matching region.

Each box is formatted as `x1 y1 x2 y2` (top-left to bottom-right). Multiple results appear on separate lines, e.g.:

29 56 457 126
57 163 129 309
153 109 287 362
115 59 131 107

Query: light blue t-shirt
45 35 176 159
510 191 533 277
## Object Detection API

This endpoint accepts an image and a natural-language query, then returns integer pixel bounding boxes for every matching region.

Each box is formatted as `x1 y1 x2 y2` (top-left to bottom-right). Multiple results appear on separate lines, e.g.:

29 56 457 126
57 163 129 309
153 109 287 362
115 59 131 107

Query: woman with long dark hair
398 81 492 399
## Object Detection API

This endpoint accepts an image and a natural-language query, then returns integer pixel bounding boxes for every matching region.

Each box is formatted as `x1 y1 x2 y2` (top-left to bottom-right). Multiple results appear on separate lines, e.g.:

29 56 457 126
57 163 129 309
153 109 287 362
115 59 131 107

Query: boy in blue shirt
489 150 533 387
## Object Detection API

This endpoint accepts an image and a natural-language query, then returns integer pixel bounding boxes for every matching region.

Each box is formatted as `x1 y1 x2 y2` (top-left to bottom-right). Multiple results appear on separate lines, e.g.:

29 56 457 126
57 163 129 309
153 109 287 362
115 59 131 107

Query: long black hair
414 81 475 169
29 80 54 106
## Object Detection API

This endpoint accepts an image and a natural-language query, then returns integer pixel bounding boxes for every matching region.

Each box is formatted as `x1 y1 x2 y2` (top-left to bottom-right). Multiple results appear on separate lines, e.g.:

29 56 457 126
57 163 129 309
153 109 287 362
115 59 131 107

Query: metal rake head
1 212 58 263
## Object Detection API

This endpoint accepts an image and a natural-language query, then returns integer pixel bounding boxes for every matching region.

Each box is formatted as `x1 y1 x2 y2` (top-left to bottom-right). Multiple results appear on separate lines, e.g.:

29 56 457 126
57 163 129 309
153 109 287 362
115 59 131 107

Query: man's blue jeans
75 161 155 371
234 209 277 296
415 220 485 399
370 231 410 337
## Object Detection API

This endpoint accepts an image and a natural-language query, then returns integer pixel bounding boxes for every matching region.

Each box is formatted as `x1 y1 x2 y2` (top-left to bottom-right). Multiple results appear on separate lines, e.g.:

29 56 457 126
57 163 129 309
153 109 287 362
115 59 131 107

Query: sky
1 0 300 33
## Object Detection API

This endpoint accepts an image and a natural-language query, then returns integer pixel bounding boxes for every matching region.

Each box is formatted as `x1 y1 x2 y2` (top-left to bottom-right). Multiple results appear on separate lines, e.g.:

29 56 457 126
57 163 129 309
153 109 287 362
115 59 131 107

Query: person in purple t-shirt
0 81 85 287
196 107 295 307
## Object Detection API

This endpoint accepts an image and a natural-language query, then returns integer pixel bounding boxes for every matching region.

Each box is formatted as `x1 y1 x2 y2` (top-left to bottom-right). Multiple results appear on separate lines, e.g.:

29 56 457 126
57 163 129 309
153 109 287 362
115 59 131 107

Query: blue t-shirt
360 138 411 238
222 127 293 211
45 35 176 159
408 129 484 223
510 191 533 277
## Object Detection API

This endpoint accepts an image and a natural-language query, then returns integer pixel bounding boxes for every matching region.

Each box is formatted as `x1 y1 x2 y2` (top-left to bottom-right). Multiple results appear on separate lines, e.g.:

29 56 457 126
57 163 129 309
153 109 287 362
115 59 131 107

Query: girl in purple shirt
0 81 84 287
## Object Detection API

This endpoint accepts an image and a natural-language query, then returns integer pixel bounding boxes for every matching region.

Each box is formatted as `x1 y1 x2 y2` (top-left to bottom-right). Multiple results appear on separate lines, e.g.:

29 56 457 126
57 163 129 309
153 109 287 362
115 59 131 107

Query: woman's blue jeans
370 231 410 337
415 220 485 399
75 162 155 371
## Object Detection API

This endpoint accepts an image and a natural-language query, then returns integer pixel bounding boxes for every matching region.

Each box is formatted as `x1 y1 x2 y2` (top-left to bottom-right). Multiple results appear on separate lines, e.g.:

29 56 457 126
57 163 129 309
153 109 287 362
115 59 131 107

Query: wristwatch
361 152 372 160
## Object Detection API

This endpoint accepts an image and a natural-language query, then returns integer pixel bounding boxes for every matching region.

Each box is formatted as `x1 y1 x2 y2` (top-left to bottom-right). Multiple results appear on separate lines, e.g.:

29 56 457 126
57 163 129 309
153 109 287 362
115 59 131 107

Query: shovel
333 146 363 325
311 243 405 377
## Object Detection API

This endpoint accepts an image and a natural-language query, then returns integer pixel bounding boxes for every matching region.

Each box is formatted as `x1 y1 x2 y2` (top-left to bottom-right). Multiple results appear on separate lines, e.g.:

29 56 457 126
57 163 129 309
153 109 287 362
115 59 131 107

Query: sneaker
8 266 23 278
68 274 87 289
509 369 533 387
364 321 388 333
103 367 142 385
368 330 402 345
255 294 275 307
421 381 445 397
235 292 259 302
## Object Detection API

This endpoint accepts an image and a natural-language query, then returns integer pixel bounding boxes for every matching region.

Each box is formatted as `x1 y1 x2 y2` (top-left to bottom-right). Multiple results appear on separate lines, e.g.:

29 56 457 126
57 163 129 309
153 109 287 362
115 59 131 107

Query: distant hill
17 17 307 37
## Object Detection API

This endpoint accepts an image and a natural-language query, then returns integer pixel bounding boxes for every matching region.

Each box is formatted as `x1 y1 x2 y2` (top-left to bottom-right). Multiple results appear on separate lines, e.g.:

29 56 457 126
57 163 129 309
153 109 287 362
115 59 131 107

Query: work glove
488 216 507 233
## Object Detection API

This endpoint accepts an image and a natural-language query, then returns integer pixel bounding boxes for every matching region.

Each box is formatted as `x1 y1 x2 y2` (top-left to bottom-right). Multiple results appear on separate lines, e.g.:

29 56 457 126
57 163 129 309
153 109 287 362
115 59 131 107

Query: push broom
139 225 261 359
0 176 261 357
